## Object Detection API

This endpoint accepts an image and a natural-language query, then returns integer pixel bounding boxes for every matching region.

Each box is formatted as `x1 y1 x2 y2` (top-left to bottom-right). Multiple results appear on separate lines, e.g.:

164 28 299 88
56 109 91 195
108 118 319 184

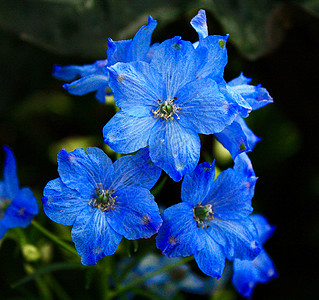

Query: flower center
0 198 10 220
193 204 214 228
89 187 117 212
152 98 181 121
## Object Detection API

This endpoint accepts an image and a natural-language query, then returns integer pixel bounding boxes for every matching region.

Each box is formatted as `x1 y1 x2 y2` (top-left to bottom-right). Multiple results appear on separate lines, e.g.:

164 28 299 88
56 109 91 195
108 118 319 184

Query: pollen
89 185 117 212
193 204 214 228
152 98 181 121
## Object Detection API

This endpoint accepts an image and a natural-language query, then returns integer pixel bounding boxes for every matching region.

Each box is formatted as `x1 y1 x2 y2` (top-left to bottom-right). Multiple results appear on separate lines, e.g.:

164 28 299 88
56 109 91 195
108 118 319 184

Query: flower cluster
44 8 277 298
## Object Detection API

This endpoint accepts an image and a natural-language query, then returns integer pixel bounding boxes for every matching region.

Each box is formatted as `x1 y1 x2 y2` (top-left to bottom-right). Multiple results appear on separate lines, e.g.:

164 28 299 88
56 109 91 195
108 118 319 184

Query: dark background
0 1 318 299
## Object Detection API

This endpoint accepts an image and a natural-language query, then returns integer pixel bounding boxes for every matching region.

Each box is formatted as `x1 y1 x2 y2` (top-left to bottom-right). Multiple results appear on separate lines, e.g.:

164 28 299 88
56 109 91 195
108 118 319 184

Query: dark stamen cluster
193 204 214 228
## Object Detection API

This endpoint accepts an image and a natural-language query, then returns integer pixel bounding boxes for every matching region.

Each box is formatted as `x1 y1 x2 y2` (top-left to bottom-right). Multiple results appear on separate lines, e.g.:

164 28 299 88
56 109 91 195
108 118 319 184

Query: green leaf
0 0 185 58
204 0 287 60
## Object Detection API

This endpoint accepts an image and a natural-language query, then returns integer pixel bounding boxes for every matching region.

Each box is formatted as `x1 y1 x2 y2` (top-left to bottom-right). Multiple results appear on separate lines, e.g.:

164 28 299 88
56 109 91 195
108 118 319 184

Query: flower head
156 153 261 278
232 214 278 298
53 16 157 103
191 10 273 158
0 146 38 239
42 147 162 265
103 31 239 181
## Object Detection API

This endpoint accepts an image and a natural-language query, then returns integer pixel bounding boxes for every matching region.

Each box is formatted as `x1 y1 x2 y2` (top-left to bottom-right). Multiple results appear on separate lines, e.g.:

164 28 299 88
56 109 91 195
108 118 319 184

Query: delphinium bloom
191 10 273 158
132 254 206 298
156 153 261 277
42 147 162 265
232 214 278 298
0 146 38 239
103 31 240 181
53 16 157 103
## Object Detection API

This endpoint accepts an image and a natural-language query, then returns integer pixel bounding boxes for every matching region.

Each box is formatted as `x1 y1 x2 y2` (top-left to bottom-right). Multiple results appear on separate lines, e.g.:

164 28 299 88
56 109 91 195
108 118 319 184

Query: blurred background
0 0 318 299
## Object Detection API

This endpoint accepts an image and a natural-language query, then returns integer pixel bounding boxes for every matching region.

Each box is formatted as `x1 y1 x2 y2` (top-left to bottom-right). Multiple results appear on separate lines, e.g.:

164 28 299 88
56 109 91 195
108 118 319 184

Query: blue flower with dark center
232 214 278 298
191 10 273 158
103 31 239 181
0 146 38 239
156 153 261 278
42 147 162 265
53 16 157 103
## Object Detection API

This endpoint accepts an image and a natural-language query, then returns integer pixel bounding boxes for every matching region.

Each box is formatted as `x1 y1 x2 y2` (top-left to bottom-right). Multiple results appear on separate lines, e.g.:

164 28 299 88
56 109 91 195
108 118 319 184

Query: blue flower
53 16 157 103
191 10 273 158
0 146 38 239
42 147 162 265
103 30 239 181
232 214 278 298
132 254 206 298
156 153 261 277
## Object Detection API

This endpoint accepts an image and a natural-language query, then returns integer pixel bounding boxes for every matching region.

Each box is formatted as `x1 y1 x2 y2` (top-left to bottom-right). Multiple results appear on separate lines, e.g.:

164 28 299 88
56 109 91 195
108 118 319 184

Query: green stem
31 220 78 257
109 256 193 298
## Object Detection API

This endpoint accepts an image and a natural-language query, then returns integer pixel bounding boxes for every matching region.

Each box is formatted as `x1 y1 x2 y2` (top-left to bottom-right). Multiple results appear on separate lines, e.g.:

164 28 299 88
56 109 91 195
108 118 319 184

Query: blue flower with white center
156 153 261 278
53 16 157 104
191 10 273 158
42 147 162 266
103 32 238 181
232 214 278 298
0 146 38 239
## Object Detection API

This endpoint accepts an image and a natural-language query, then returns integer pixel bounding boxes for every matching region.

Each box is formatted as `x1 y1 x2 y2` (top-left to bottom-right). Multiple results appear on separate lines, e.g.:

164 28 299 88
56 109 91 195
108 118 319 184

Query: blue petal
57 148 112 198
221 82 252 118
233 152 257 179
207 218 261 260
250 214 275 244
194 229 225 278
228 73 252 86
107 38 132 66
127 15 157 61
190 9 208 39
71 206 122 266
181 161 215 206
53 60 108 81
228 81 273 111
195 35 228 81
150 37 198 98
1 187 38 229
232 249 278 298
149 119 201 182
2 146 19 199
176 78 238 134
108 61 164 117
203 166 256 220
86 147 114 189
103 110 156 154
53 64 93 81
63 74 109 98
42 178 88 226
106 187 162 240
110 148 161 190
156 202 202 257
215 117 261 158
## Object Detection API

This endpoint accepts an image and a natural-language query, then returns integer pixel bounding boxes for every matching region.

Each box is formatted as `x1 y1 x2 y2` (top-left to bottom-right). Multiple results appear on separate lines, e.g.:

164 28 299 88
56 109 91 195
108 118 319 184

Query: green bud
22 244 41 262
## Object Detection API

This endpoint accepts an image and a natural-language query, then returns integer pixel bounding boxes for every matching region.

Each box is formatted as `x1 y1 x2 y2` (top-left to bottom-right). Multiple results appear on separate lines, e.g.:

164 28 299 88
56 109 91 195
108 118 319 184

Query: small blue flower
132 254 206 298
53 16 157 103
156 153 261 278
42 147 162 265
103 30 239 181
0 146 38 239
191 10 273 158
232 214 278 298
